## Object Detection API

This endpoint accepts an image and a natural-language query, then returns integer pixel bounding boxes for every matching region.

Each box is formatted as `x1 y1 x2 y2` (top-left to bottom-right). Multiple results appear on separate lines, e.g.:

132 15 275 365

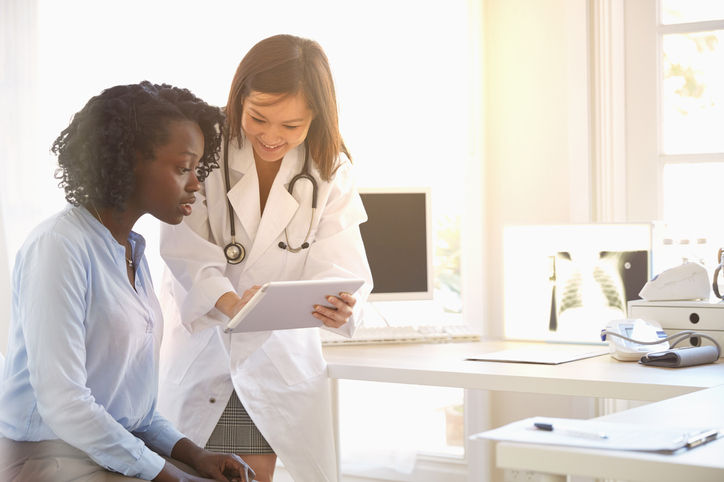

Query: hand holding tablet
224 279 365 333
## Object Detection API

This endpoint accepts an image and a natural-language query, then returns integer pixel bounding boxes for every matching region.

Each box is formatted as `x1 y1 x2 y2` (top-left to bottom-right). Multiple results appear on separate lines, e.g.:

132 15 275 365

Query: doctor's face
241 91 314 164
131 119 203 225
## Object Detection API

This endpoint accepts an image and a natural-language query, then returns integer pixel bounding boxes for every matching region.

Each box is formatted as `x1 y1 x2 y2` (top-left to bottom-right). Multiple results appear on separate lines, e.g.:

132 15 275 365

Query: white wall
0 203 9 356
0 0 39 356
483 0 597 479
484 0 592 340
624 0 660 221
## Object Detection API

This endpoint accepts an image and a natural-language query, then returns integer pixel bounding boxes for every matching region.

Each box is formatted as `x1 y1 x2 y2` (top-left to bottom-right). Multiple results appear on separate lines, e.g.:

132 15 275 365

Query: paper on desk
466 345 608 364
471 416 720 453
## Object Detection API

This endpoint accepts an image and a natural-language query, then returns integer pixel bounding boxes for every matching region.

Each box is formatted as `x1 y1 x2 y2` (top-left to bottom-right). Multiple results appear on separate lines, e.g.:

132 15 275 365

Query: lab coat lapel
245 178 299 268
226 141 260 242
230 142 301 270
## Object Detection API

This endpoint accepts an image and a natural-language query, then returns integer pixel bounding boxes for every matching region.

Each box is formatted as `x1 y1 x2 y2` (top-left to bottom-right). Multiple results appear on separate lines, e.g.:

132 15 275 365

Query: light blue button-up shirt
0 205 184 480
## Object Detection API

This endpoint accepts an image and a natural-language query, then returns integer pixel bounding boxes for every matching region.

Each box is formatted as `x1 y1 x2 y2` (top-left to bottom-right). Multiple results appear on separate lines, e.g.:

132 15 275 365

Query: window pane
661 162 724 271
339 380 464 473
663 163 724 224
661 30 724 154
661 0 724 25
344 1 468 323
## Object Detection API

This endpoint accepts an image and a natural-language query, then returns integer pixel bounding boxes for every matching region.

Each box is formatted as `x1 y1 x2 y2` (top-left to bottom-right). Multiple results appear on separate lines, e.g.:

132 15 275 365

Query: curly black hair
52 81 224 209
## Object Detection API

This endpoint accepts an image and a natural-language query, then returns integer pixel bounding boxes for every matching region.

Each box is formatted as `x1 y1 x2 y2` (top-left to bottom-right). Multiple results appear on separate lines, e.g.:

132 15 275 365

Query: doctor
158 35 373 482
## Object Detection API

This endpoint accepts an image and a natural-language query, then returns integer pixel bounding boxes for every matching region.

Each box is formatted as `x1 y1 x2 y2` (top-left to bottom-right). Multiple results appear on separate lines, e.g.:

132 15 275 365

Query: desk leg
331 377 341 481
465 389 491 482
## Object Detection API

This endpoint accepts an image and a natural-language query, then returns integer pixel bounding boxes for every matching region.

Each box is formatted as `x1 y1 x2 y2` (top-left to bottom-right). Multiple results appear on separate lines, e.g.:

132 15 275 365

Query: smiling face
241 91 315 164
131 119 204 225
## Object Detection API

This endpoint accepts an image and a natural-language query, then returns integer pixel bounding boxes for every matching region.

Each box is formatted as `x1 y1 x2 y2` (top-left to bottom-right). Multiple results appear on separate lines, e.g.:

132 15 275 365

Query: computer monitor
358 188 433 301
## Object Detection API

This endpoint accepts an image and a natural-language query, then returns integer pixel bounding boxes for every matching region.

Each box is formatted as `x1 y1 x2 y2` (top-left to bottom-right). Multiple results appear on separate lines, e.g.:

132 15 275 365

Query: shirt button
209 397 216 404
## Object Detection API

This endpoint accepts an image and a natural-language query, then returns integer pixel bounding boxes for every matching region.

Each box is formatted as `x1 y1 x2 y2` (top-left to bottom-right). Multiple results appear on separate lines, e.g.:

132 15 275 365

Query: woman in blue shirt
0 82 254 482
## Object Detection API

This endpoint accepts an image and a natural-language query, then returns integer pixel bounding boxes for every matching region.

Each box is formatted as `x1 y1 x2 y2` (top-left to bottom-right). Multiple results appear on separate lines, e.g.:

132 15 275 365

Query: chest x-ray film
503 224 651 343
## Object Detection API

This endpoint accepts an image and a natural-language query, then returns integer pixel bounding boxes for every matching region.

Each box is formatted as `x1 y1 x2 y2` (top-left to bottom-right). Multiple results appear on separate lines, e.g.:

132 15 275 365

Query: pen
534 422 609 440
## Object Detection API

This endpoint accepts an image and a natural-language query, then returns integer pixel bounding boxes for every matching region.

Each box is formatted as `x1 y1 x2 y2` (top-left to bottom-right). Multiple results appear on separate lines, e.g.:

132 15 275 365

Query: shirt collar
77 205 146 261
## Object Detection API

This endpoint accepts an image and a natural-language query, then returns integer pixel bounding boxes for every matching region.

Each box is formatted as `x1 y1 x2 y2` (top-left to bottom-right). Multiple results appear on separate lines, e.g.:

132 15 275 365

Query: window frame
624 0 724 222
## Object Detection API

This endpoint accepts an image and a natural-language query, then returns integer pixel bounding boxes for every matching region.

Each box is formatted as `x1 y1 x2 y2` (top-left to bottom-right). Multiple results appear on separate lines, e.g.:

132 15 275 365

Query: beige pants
0 438 201 482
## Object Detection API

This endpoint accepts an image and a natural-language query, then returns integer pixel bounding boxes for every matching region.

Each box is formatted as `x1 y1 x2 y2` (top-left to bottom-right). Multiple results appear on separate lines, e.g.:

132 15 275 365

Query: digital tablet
224 278 366 333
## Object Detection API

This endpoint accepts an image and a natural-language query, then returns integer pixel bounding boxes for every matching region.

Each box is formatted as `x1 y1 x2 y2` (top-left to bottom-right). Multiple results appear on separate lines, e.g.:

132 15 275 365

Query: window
660 1 724 272
625 0 724 275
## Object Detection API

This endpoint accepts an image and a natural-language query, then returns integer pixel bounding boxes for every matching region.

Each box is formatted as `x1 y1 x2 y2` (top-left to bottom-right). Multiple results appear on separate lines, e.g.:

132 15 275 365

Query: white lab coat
157 135 372 482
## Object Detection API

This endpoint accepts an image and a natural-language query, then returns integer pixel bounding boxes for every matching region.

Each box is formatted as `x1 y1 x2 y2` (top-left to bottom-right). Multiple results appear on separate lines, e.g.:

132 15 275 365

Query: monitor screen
358 188 433 301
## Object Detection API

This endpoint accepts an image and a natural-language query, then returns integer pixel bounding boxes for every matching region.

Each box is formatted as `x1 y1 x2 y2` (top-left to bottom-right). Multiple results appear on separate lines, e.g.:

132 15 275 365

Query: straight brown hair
226 34 350 181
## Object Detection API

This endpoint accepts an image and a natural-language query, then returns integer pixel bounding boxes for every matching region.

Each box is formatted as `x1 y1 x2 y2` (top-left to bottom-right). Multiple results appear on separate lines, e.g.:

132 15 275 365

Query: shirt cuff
146 427 186 458
133 411 187 458
131 446 167 481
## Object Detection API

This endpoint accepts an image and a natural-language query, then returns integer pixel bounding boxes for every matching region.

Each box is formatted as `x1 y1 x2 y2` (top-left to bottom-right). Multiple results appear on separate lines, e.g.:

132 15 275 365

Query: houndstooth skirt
204 390 274 454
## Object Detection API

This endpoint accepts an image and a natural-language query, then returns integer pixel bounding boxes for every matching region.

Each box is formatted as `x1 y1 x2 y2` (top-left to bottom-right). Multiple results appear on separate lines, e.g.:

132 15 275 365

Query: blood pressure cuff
639 345 719 368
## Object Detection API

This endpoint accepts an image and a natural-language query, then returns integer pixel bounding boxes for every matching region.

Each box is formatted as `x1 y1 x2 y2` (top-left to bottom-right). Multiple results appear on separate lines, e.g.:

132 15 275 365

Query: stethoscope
222 133 318 264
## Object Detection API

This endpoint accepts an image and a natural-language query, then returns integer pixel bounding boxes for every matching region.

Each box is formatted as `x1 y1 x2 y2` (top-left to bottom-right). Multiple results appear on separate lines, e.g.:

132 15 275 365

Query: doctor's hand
216 286 262 319
313 292 357 329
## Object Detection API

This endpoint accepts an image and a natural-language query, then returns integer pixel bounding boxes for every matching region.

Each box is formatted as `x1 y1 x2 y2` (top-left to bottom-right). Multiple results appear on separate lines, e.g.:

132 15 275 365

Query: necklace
90 203 134 270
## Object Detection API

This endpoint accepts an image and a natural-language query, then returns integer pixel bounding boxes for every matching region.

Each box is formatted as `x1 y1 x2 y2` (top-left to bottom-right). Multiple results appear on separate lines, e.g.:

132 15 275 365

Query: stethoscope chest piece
224 241 245 264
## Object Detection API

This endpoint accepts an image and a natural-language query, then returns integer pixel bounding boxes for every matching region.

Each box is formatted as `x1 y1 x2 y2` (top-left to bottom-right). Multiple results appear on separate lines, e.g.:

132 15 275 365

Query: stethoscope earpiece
278 241 310 250
222 133 317 264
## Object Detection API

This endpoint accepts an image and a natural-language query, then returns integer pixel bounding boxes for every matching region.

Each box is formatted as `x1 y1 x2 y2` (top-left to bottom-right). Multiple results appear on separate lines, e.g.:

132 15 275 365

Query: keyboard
320 324 480 345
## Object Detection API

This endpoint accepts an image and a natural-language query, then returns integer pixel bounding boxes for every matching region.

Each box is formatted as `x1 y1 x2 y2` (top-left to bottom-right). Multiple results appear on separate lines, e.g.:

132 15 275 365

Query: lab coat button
209 397 216 404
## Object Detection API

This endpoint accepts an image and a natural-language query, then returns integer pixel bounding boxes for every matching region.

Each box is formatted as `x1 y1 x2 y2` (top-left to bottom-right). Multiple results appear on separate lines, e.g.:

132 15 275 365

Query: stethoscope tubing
222 132 318 263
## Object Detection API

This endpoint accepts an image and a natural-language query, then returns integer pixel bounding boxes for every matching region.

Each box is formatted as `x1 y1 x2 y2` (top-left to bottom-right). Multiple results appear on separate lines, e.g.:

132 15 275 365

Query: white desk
495 384 724 482
324 340 724 401
323 340 724 481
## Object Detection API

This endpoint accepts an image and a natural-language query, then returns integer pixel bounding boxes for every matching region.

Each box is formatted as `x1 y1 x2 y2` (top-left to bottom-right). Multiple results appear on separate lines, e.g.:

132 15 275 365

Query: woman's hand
153 461 209 482
190 450 254 482
153 457 252 482
160 438 255 482
313 291 357 329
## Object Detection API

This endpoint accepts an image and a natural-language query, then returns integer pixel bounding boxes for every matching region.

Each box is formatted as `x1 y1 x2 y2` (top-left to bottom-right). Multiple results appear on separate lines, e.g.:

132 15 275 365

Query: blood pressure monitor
601 318 670 361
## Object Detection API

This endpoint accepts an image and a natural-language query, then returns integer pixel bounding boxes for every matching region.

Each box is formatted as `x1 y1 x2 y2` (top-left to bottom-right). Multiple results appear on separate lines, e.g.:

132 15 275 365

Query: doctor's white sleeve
160 184 235 333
